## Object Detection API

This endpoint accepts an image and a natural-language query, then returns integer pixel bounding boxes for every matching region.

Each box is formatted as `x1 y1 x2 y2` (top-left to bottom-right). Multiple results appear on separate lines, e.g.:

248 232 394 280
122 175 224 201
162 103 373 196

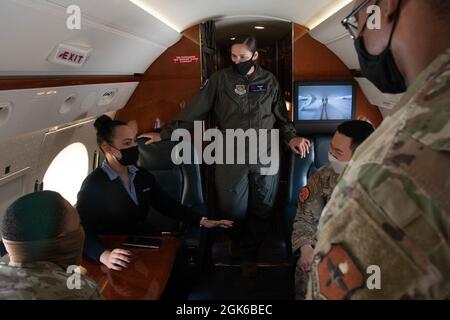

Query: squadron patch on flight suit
234 84 247 96
299 186 310 203
313 244 364 300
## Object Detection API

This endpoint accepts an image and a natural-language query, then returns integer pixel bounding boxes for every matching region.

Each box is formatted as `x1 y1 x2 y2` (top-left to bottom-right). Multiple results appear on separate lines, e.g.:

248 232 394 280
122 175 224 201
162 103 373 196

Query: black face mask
113 145 139 166
354 12 407 94
233 54 256 76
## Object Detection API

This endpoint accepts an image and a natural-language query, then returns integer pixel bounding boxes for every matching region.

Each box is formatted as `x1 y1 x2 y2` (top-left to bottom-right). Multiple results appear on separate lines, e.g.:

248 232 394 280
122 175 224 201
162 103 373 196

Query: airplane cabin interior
1 0 447 303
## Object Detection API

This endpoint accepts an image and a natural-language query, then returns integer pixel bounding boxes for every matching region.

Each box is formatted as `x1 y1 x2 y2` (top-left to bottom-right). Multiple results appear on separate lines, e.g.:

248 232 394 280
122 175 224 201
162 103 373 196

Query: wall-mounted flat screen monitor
294 81 356 135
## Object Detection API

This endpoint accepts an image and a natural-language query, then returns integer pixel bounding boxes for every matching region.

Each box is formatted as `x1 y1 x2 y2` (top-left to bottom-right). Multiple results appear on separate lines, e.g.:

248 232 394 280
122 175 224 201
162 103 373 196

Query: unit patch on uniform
234 84 247 96
299 186 310 203
249 84 267 93
313 244 364 300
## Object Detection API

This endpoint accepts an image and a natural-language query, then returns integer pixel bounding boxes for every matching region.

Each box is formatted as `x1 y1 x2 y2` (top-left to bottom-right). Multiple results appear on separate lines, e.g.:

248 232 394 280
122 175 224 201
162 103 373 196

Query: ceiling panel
48 0 180 47
216 17 292 46
131 0 353 32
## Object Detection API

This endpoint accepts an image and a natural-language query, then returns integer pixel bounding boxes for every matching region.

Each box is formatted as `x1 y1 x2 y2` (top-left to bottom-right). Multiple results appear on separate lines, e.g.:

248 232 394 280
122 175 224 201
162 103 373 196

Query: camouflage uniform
0 261 103 300
291 164 339 299
307 48 450 300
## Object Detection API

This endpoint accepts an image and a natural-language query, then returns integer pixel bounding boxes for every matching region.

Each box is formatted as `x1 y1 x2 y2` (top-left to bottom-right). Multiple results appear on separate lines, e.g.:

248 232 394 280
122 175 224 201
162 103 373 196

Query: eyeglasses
341 0 379 39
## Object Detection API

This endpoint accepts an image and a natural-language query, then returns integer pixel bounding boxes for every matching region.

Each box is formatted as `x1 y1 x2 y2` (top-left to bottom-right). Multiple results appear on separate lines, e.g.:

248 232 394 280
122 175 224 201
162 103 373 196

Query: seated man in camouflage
291 120 374 299
0 191 102 300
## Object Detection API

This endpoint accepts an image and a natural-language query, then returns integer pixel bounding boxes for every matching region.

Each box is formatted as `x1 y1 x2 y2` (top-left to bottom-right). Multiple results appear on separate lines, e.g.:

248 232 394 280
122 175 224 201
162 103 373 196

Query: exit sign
47 43 93 68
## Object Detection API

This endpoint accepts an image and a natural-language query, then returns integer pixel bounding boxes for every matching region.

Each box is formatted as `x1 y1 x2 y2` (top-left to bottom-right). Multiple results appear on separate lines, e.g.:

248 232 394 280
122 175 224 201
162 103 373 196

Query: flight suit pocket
253 173 278 207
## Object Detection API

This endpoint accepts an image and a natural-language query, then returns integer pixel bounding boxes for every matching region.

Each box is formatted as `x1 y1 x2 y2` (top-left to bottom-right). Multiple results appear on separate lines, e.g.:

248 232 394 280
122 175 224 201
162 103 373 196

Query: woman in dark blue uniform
76 115 233 271
139 35 310 276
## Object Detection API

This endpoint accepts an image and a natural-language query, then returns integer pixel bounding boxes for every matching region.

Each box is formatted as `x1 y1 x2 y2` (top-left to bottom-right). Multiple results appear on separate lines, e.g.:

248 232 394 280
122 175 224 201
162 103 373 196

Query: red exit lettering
57 51 84 64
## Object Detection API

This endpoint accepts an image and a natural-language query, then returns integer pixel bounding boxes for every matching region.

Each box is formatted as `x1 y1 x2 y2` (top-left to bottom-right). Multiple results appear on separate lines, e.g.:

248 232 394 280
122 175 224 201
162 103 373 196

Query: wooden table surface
82 235 179 300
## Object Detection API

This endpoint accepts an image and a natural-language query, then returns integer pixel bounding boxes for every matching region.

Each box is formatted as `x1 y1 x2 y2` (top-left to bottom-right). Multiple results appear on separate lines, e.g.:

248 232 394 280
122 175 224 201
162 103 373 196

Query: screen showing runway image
296 85 353 120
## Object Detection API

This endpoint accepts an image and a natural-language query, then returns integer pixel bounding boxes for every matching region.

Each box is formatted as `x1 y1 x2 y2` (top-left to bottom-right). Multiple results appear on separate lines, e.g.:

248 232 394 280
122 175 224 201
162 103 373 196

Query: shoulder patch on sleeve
313 244 364 300
299 186 310 203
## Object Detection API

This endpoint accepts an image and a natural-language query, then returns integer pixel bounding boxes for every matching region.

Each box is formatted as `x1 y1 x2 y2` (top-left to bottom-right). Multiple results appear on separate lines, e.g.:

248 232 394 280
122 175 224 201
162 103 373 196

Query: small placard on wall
172 55 199 64
47 43 93 68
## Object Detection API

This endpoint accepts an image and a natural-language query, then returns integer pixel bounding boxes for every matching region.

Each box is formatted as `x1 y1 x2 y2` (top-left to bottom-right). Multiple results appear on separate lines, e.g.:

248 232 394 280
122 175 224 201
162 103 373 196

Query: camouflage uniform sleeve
160 72 219 140
307 49 450 300
81 275 105 300
291 167 327 255
88 287 105 300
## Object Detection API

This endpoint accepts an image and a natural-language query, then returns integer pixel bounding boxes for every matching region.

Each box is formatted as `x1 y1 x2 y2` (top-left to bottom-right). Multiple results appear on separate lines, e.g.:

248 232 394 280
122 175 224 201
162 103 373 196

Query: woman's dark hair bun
93 115 127 146
94 115 112 131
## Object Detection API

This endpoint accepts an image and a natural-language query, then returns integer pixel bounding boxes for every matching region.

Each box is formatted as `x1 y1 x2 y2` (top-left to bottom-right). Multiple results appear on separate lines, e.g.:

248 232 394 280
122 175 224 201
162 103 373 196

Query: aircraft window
43 142 89 205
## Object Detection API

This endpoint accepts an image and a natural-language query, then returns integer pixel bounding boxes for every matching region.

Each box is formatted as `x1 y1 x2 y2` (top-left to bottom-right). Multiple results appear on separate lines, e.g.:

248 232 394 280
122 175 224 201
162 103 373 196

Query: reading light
230 37 236 40
37 91 57 96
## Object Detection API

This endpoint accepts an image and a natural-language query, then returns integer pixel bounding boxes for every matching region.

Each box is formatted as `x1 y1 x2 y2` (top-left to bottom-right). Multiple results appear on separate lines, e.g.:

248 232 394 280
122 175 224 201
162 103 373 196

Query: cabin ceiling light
306 0 354 30
254 26 265 30
37 90 57 96
128 0 181 33
230 37 236 40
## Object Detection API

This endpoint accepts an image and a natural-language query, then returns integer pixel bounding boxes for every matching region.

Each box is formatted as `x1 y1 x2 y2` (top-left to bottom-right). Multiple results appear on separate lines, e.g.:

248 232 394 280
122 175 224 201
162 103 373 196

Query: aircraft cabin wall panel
0 131 45 186
0 82 138 142
0 119 100 224
309 2 359 71
0 130 48 229
325 38 360 71
0 0 181 75
0 168 30 238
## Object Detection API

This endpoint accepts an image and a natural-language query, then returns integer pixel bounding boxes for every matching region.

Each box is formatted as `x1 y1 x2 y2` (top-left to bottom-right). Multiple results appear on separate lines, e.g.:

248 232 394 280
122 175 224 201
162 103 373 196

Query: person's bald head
1 191 80 241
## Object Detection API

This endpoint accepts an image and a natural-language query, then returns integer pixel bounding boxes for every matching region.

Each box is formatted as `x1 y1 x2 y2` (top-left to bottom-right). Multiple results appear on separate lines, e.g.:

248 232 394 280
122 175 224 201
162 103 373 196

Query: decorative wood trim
0 75 142 91
115 25 202 134
293 24 310 42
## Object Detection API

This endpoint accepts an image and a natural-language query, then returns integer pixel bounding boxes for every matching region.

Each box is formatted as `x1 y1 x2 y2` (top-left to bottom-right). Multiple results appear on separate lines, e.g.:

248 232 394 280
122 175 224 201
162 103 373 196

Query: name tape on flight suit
249 84 267 93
